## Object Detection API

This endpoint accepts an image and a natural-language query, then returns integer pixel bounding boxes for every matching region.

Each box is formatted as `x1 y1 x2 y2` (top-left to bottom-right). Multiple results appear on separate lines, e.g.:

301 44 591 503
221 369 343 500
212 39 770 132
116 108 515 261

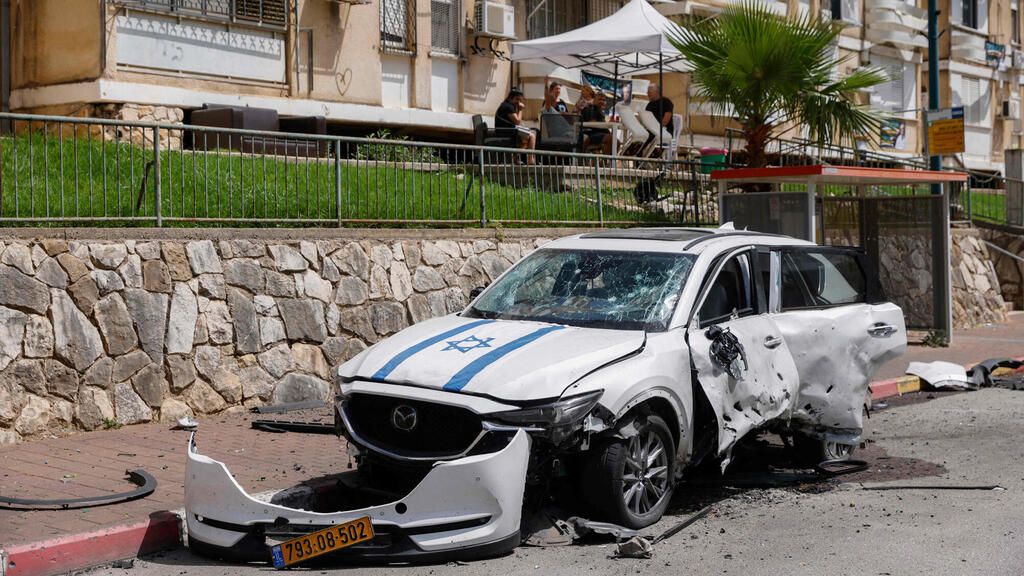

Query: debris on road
967 358 1024 390
568 517 640 541
613 536 653 559
650 504 714 545
907 361 972 390
251 420 335 434
862 484 1006 491
171 417 198 430
0 469 157 510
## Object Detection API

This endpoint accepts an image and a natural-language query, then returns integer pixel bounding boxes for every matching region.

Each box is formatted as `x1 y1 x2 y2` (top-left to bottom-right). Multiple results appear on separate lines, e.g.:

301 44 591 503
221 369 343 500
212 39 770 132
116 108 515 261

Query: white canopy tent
509 0 689 77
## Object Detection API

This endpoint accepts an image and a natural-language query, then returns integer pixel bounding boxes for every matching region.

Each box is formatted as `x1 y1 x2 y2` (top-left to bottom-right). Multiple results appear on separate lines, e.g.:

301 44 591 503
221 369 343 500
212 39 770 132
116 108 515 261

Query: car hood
345 315 646 402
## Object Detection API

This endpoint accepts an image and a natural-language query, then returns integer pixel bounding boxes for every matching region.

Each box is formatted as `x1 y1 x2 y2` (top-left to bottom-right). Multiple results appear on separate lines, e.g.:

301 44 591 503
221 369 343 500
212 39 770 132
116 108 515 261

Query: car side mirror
470 286 486 300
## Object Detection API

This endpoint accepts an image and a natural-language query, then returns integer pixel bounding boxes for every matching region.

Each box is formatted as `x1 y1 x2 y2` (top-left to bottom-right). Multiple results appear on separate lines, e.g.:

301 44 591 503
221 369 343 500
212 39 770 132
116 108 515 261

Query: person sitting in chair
495 87 536 165
542 81 570 114
574 84 596 113
581 91 614 155
643 83 674 149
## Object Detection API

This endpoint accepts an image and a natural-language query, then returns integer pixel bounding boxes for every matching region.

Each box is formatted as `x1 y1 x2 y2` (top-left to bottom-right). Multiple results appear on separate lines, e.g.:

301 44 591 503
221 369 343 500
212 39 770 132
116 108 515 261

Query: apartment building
0 0 526 138
0 0 1019 170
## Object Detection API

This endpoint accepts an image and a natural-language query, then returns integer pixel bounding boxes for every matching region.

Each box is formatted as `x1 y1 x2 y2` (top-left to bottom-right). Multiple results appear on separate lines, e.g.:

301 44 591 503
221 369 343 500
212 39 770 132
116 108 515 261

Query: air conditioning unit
474 1 515 39
1014 50 1024 70
1001 99 1021 120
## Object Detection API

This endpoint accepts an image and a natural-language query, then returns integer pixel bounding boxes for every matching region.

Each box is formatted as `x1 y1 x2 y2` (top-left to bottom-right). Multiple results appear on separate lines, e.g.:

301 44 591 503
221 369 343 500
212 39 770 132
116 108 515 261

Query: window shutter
431 0 460 54
842 0 859 22
381 0 414 53
951 0 963 25
870 56 905 114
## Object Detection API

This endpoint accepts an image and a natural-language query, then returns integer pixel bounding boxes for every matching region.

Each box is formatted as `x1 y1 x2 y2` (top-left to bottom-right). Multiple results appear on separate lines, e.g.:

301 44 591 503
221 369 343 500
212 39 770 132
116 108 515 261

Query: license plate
270 516 374 568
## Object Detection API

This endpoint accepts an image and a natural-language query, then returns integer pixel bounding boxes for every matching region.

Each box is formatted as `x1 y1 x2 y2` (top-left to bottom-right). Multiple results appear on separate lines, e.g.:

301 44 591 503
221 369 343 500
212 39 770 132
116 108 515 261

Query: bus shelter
711 165 968 336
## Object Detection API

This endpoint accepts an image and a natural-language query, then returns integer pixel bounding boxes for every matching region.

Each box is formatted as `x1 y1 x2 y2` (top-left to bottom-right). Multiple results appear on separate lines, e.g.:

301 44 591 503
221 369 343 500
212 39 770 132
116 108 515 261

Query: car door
686 247 801 458
770 246 907 443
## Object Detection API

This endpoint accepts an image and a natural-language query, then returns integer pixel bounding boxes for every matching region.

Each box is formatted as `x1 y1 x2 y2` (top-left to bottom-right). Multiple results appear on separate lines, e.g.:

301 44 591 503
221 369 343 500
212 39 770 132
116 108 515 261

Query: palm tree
667 2 890 168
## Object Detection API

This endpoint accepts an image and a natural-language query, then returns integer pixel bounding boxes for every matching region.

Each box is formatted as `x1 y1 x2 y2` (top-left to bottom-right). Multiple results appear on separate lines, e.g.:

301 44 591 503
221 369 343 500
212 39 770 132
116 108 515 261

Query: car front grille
343 393 483 459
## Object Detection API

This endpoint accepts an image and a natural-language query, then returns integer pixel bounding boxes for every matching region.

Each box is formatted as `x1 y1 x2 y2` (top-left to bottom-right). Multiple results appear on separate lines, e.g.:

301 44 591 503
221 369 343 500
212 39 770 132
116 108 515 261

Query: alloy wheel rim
621 429 670 516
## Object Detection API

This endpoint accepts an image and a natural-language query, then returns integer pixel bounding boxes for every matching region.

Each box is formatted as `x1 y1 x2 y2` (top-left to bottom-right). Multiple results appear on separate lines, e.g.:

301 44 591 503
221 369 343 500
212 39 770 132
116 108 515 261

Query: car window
698 253 754 326
780 250 866 310
466 248 696 331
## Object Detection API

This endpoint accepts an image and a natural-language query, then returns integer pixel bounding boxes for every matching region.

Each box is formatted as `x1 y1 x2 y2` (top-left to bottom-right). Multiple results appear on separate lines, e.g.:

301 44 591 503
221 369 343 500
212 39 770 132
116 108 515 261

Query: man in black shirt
644 83 674 149
494 88 535 164
581 91 613 154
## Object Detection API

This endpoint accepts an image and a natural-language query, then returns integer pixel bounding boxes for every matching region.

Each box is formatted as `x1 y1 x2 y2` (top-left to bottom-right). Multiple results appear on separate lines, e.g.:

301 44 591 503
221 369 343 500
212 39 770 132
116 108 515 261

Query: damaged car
185 227 906 564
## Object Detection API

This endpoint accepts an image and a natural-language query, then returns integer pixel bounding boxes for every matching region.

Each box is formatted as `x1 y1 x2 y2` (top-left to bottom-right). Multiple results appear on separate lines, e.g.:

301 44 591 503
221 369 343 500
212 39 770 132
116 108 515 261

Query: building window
1013 0 1020 44
431 0 460 54
381 0 416 54
870 55 914 117
107 0 289 28
526 0 623 39
951 0 987 31
956 75 991 126
831 0 859 24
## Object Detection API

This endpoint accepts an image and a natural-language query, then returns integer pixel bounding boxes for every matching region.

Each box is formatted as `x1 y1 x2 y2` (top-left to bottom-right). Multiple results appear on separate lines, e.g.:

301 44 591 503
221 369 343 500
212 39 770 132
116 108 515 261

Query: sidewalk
1 316 1022 576
0 407 348 576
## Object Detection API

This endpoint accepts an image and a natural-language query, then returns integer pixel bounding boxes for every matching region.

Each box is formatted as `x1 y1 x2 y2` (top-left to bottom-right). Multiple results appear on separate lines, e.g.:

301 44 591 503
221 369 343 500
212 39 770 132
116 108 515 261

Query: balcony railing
107 0 290 28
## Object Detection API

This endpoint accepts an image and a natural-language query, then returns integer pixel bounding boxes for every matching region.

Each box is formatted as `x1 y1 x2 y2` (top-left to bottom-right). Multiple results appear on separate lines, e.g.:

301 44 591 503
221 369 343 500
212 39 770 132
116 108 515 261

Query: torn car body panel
184 430 530 560
687 316 801 454
775 302 906 441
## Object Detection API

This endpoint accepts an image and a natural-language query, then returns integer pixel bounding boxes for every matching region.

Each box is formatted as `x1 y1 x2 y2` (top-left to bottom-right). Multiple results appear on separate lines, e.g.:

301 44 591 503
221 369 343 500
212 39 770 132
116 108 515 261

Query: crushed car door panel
771 248 907 441
686 249 800 455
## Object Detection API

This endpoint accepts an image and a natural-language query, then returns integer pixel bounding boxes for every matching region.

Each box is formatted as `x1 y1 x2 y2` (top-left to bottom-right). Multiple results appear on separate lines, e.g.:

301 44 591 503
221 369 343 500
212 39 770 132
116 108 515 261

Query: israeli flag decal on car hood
443 325 566 391
372 319 495 380
366 320 569 392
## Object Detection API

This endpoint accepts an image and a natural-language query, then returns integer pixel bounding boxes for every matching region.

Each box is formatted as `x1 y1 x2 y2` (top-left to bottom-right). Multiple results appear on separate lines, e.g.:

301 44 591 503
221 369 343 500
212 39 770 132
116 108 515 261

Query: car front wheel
583 414 675 529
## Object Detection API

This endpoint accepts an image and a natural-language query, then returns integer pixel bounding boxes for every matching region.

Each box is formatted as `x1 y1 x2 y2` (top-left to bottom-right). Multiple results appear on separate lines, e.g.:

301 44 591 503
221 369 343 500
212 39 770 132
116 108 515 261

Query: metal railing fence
0 113 722 228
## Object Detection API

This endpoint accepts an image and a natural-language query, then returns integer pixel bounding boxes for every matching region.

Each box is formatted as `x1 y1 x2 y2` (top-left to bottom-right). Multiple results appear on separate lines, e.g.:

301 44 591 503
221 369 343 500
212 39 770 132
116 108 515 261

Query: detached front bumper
184 430 530 563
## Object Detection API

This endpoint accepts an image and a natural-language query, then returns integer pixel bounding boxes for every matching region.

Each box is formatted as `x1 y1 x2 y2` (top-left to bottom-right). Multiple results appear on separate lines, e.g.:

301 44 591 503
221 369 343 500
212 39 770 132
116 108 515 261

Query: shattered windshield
465 249 695 330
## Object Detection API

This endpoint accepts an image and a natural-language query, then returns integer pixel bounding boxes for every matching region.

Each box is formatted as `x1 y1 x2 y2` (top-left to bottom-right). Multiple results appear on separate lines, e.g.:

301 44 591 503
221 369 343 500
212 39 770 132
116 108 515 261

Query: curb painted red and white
0 511 181 576
4 359 1024 576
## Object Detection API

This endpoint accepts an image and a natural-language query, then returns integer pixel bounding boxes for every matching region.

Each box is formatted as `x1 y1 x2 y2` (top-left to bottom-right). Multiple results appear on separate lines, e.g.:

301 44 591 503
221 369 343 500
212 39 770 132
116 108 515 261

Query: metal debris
862 484 1006 491
650 504 714 545
0 469 157 510
906 361 972 390
568 517 639 540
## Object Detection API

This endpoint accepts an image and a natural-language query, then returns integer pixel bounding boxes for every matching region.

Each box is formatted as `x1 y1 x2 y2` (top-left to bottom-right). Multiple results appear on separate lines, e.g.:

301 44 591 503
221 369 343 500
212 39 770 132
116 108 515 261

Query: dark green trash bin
699 147 727 174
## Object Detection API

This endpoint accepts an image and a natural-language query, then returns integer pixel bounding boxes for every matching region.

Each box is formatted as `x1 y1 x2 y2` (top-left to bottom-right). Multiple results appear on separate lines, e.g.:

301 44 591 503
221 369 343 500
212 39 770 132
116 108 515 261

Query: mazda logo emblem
391 404 418 432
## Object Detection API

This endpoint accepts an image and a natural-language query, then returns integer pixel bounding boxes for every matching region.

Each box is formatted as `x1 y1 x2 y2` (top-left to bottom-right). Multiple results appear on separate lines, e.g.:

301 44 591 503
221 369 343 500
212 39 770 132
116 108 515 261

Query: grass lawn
0 134 702 227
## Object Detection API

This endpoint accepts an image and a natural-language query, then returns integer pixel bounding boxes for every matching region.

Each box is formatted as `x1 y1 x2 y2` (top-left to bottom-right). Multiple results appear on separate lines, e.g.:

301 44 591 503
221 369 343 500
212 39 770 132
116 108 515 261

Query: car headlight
490 390 604 427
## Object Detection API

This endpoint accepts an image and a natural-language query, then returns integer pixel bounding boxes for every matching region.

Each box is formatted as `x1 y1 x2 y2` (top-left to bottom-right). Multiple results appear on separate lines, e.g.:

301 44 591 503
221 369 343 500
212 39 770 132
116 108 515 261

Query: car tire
583 414 675 529
793 433 856 466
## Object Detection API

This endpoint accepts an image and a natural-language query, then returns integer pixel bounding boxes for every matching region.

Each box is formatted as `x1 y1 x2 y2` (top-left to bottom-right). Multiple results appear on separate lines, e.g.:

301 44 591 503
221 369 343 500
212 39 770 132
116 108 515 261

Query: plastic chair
639 109 674 156
663 113 684 160
616 103 650 157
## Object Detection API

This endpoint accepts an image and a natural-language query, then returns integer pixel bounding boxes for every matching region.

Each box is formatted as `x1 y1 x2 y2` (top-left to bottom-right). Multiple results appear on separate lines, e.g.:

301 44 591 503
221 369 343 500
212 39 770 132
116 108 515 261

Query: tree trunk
744 122 773 169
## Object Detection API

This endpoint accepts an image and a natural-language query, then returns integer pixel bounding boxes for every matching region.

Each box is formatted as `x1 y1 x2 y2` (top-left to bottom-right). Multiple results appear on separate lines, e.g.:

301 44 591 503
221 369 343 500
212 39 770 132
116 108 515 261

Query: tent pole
658 53 663 150
613 62 620 118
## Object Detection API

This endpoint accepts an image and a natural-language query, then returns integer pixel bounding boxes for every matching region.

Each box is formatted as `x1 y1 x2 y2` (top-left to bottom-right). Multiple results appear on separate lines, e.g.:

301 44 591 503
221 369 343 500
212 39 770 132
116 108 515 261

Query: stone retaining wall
952 228 1008 328
980 225 1024 311
0 229 578 444
0 226 1011 444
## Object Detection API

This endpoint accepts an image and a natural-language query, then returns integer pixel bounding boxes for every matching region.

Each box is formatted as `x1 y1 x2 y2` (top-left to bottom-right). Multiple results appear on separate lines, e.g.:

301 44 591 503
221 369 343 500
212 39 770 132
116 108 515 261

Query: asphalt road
87 389 1024 576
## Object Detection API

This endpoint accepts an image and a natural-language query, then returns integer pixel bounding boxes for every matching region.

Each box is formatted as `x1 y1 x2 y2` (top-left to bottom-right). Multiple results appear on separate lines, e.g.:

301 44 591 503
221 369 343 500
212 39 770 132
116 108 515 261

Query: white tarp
509 0 689 76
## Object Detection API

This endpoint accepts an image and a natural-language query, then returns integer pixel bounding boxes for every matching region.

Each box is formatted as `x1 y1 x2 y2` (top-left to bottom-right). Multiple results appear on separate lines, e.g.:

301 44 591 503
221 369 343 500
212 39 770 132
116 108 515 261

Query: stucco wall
10 0 101 89
0 228 590 445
